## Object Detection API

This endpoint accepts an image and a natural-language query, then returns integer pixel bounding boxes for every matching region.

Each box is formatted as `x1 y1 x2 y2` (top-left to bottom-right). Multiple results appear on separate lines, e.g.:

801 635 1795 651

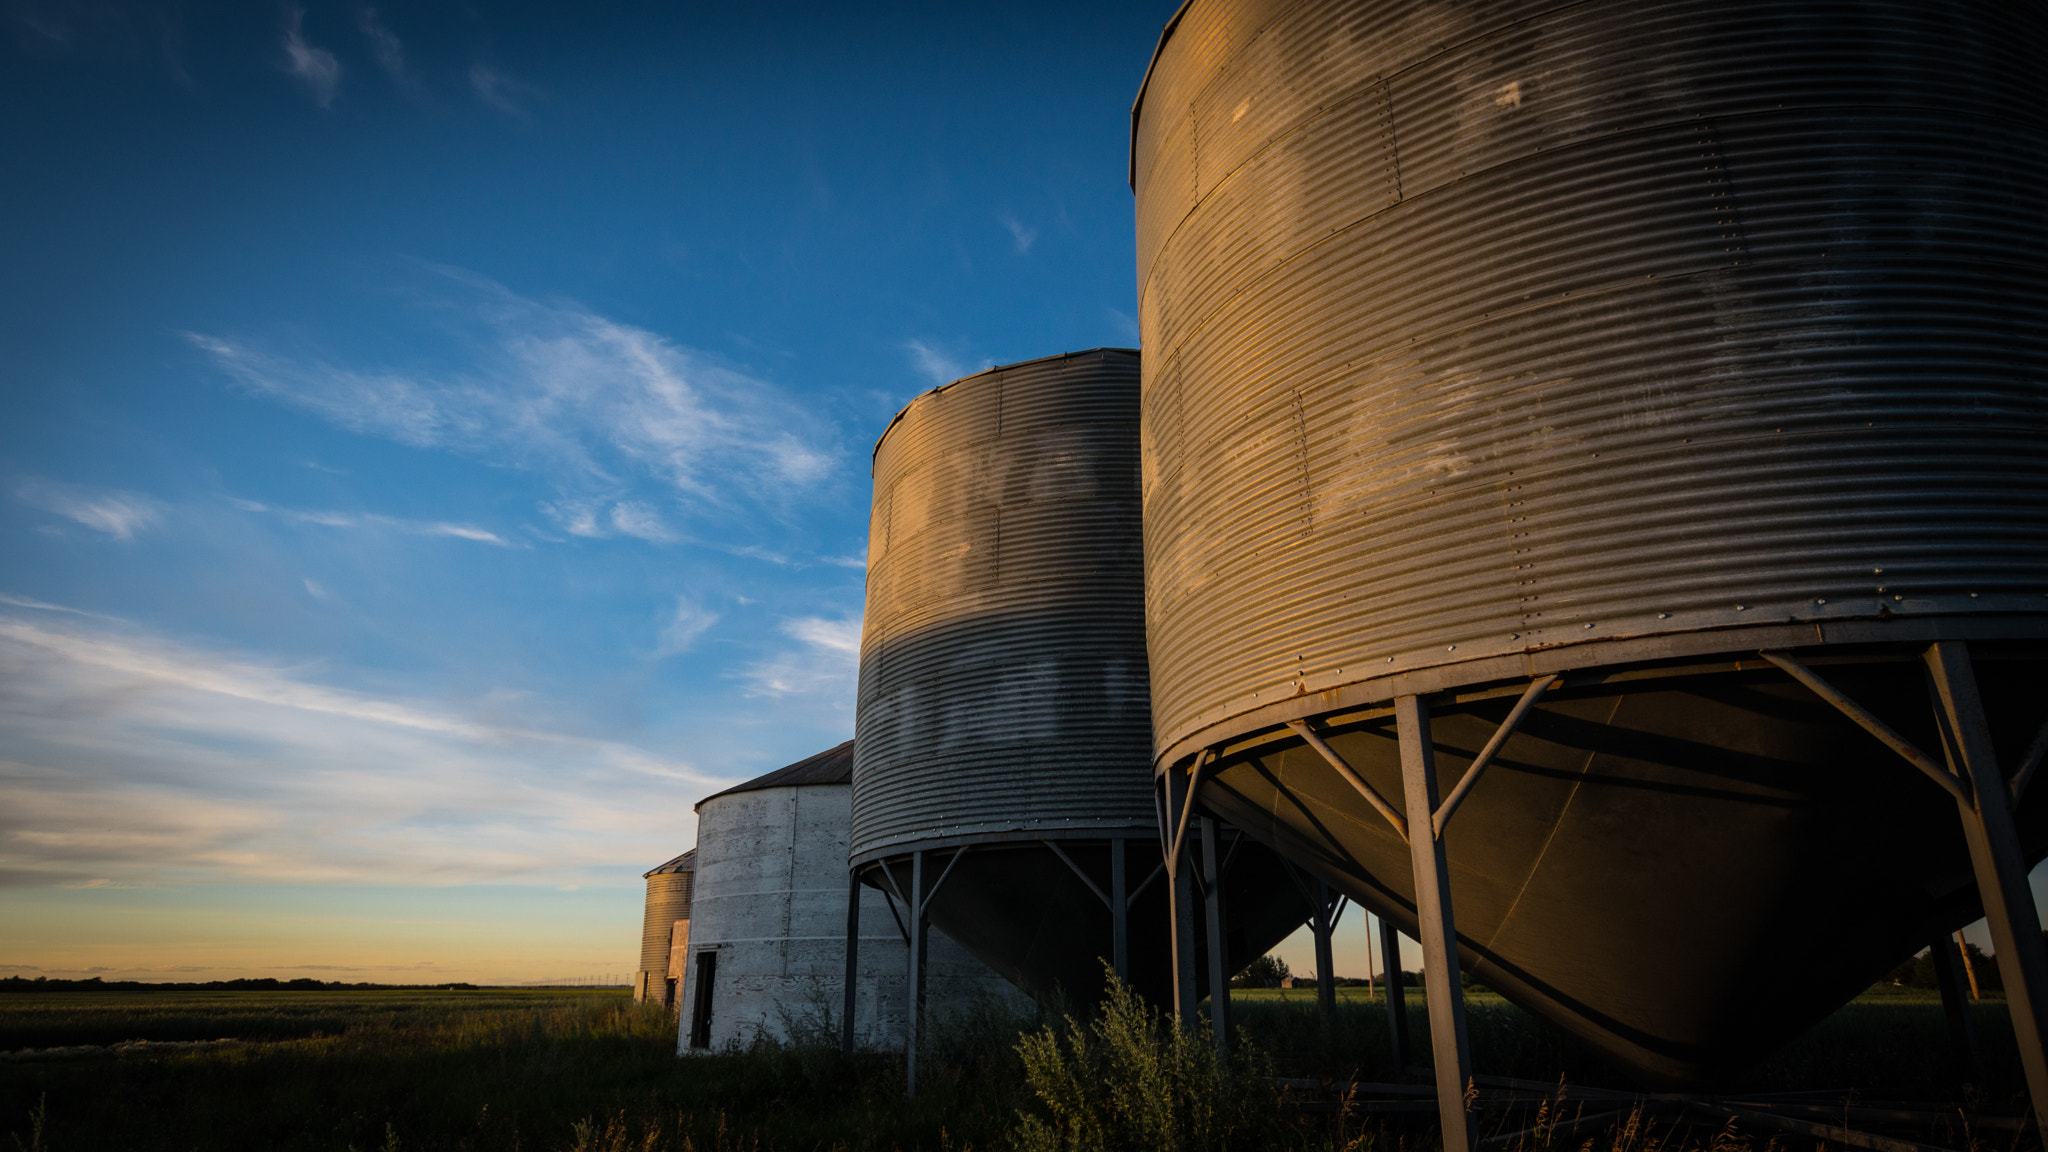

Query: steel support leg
1398 694 1474 1152
1200 815 1231 1060
906 851 926 1100
1925 642 2048 1129
1957 931 1983 1000
1314 881 1338 1044
1380 914 1409 1073
1111 838 1129 986
1929 931 1982 1081
1164 772 1199 1026
842 868 860 1054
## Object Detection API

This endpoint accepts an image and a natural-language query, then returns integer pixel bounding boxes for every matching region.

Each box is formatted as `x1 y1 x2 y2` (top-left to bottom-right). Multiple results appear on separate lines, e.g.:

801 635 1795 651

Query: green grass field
0 985 2033 1151
1224 986 2030 1099
0 987 1036 1152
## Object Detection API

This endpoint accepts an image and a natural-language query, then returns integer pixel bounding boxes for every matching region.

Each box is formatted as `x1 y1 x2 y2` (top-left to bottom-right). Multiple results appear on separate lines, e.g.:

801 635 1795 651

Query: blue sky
8 0 2018 991
0 0 1175 983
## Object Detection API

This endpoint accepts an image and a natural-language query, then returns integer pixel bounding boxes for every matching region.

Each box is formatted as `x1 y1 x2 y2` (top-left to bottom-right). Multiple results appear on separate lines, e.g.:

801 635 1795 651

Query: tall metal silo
1132 0 2048 1127
677 741 1022 1053
635 850 694 1008
852 349 1314 1081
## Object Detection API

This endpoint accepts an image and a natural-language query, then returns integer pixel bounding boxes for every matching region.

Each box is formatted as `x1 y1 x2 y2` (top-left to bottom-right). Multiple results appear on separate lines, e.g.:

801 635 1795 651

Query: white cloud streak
737 614 861 701
357 8 404 80
0 594 88 616
1001 214 1038 254
189 275 840 536
0 605 731 888
281 7 341 108
655 597 719 657
469 63 534 113
904 340 991 387
13 480 162 539
230 499 510 547
606 501 674 543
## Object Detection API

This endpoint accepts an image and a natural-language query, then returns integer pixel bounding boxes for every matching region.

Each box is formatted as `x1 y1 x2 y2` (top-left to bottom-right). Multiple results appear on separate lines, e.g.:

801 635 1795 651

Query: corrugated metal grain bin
677 742 1022 1052
1134 0 2048 1087
855 349 1312 1007
636 850 694 1007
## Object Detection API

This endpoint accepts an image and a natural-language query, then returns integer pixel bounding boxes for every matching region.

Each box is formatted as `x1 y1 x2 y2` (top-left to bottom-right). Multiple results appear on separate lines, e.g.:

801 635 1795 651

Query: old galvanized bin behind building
676 742 1020 1052
1131 0 2048 1113
635 850 694 1007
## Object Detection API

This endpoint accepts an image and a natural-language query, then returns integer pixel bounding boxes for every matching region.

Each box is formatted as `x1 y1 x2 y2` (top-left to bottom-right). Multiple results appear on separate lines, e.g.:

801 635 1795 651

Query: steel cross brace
1759 652 1967 802
920 845 970 916
873 864 913 944
1162 763 1203 1025
1042 839 1141 985
875 847 969 1101
1289 673 1556 843
1286 719 1408 840
1764 643 2048 1132
1166 747 1214 874
2010 716 2048 802
1277 857 1345 1041
1044 839 1111 909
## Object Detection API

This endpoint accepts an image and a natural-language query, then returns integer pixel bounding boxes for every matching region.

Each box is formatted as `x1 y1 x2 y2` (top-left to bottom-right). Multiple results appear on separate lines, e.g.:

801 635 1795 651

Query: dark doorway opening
688 950 718 1049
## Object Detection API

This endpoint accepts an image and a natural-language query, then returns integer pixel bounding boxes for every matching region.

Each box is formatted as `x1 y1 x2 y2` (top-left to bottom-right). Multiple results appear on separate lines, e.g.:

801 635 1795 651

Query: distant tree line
1887 941 1997 991
0 976 480 993
1231 954 1451 990
1232 954 1291 989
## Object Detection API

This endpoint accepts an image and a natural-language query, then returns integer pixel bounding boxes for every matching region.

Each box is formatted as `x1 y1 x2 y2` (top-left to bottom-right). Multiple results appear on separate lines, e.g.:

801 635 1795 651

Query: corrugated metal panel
638 870 692 978
852 350 1155 860
695 742 853 810
1136 0 2048 761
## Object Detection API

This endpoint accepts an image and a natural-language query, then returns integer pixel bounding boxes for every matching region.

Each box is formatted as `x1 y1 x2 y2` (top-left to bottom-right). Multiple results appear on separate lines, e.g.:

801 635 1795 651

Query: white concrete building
677 741 1024 1052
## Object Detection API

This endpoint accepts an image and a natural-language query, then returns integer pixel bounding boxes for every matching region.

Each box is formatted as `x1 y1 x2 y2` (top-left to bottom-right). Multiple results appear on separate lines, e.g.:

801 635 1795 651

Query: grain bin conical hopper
1131 0 2048 1105
852 349 1313 1025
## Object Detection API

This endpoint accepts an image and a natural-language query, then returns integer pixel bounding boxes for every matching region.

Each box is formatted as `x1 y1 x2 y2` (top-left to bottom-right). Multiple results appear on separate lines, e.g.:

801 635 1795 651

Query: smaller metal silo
677 742 1021 1052
852 348 1316 1092
635 850 695 1007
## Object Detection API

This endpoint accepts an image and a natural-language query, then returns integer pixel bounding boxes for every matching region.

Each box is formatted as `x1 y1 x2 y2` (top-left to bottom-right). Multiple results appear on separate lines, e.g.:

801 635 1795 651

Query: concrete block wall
678 781 1025 1052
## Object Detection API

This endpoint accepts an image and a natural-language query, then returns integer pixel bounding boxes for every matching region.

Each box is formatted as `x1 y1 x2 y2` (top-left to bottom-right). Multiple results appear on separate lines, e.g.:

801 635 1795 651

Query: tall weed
1009 968 1290 1152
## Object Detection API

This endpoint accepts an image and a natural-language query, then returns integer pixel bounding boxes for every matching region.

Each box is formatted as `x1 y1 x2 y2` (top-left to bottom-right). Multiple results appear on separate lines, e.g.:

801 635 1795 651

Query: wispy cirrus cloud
13 479 163 540
357 8 404 81
228 498 510 546
0 593 94 616
281 7 340 108
903 339 991 387
1001 213 1038 254
188 272 841 540
539 498 677 543
654 596 719 657
469 63 536 113
737 614 861 702
0 599 735 889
